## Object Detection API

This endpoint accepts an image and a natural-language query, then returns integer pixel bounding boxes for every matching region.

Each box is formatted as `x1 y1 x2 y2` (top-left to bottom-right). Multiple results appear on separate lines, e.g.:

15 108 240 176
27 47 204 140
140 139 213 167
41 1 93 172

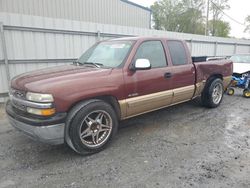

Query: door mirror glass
134 59 151 70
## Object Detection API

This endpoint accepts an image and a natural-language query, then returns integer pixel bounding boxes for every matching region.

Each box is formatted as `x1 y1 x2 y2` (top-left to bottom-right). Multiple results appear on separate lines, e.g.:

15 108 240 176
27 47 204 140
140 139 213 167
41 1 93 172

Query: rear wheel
67 100 118 155
243 89 250 98
201 78 224 108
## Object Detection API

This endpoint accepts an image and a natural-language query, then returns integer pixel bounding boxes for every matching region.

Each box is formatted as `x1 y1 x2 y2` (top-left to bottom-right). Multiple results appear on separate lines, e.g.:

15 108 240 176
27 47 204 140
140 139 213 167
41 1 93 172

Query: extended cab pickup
6 37 233 154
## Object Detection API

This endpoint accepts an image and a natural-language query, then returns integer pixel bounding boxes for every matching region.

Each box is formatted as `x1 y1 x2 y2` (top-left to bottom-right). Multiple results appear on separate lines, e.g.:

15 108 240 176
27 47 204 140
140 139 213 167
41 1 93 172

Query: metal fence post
97 30 101 41
0 22 10 91
190 39 193 55
214 41 218 56
234 43 237 54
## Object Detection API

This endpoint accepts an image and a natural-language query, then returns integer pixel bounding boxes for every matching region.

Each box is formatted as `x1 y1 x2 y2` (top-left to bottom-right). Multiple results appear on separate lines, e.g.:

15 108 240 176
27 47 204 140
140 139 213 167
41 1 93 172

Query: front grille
10 88 27 112
11 89 26 99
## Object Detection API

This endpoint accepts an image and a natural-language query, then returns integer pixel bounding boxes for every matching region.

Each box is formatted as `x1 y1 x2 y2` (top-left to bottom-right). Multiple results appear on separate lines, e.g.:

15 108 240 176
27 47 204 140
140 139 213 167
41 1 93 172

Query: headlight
27 107 55 116
26 92 54 102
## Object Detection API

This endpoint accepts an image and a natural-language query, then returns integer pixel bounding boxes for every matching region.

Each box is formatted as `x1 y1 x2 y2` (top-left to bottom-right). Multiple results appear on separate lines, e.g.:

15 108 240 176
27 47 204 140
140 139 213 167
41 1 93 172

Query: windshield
230 55 250 63
77 40 133 68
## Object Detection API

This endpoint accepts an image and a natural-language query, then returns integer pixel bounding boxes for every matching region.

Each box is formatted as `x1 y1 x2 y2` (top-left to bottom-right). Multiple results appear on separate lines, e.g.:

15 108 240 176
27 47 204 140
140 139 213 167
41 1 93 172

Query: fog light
27 107 55 116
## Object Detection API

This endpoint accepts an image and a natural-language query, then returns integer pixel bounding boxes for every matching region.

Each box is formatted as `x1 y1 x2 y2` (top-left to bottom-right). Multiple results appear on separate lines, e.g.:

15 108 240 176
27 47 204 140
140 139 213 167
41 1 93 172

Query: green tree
209 0 230 36
151 0 205 34
151 0 182 31
210 0 230 20
244 15 250 33
208 20 230 37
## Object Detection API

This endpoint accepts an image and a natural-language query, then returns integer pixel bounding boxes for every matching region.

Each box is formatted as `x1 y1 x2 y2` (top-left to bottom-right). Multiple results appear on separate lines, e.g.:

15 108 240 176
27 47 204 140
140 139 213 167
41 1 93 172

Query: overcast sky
130 0 250 39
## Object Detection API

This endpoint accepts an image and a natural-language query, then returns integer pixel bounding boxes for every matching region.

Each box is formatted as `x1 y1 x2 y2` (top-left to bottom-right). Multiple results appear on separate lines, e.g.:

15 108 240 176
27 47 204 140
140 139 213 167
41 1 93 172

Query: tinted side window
167 41 187 65
134 41 167 68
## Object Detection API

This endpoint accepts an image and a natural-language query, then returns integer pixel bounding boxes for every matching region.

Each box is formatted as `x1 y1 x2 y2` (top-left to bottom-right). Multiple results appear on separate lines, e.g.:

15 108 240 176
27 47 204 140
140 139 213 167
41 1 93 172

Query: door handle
164 72 172 79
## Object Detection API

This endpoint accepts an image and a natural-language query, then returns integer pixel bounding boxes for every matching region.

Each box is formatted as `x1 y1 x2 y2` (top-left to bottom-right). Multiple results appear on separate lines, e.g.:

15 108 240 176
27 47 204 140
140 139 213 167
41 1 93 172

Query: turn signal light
27 107 56 116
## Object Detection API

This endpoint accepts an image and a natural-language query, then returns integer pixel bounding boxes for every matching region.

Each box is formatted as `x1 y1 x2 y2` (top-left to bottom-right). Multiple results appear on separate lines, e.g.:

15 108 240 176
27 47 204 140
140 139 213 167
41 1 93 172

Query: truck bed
193 59 232 84
192 56 227 63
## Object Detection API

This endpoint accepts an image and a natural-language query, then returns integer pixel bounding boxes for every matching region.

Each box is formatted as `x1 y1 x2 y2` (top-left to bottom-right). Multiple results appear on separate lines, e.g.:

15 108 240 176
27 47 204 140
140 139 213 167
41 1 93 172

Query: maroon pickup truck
6 37 232 154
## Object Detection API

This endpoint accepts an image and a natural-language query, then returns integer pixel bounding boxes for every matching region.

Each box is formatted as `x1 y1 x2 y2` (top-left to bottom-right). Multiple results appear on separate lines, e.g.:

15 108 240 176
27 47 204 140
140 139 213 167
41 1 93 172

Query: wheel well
95 96 121 120
208 74 223 81
203 74 223 93
205 74 223 87
68 95 121 120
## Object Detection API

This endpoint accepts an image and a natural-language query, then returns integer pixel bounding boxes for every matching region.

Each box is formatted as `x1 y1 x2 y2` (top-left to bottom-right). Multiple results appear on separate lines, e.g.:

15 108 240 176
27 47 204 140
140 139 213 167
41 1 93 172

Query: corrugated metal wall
0 0 151 28
1 12 250 98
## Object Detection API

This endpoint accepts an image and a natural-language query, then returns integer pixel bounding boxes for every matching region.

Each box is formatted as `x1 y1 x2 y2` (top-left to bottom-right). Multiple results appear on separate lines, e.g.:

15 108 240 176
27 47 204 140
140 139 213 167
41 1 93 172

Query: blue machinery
227 73 250 98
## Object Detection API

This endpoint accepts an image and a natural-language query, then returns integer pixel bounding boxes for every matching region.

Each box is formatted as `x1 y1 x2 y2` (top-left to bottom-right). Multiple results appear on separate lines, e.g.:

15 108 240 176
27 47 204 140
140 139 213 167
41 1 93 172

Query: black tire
226 87 234 95
243 89 250 98
66 99 118 155
201 78 224 108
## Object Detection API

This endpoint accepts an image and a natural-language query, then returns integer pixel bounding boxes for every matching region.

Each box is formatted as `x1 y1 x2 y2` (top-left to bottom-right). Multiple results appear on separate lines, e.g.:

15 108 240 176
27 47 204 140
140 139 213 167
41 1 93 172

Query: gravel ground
0 91 250 188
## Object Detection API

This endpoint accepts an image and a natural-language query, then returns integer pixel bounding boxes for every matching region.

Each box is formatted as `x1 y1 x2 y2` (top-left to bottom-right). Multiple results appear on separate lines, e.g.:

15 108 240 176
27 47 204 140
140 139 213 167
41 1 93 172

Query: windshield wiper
73 60 106 68
82 62 104 68
73 60 81 65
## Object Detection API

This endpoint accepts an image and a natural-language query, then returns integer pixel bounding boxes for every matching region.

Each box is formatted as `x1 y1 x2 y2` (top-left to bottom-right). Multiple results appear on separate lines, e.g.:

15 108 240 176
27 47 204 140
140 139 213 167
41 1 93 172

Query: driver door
124 40 173 117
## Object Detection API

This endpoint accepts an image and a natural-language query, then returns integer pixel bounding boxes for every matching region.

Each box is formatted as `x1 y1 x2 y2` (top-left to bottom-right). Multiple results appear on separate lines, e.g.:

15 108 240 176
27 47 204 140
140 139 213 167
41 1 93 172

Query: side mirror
134 59 151 70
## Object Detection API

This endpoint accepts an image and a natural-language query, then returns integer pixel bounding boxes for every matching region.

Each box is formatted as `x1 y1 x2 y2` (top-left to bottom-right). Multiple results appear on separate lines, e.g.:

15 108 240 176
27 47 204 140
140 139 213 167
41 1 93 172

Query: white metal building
0 0 151 28
0 0 250 100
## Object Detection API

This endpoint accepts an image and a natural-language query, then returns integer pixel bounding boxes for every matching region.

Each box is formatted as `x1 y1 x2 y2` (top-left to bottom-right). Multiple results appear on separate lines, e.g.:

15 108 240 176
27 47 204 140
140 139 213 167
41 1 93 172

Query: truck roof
109 36 181 41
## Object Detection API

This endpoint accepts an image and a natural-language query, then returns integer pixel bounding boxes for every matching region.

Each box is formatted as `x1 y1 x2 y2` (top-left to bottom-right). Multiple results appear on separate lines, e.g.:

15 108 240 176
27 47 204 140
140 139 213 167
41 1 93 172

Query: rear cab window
167 40 188 66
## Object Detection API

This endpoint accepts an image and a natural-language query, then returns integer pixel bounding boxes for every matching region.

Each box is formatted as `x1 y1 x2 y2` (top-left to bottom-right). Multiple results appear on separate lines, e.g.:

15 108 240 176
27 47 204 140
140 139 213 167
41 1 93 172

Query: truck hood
11 65 112 92
233 63 250 74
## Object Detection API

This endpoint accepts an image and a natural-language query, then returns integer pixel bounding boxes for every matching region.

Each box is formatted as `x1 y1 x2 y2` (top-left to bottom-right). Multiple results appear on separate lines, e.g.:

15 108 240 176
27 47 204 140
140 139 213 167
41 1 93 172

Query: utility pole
205 0 210 35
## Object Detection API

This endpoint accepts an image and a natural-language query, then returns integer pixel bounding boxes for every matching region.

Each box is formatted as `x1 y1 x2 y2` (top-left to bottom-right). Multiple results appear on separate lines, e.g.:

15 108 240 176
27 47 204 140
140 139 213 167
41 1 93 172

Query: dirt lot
0 91 250 188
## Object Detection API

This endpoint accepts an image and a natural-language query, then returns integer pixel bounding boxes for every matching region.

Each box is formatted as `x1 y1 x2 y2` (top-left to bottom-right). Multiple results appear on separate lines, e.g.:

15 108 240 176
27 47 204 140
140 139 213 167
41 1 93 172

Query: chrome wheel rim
212 83 223 104
79 110 112 148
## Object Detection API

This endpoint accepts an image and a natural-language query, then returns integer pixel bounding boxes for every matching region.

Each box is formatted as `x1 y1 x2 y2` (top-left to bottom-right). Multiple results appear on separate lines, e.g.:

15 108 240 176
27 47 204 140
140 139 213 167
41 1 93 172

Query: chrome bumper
8 115 65 145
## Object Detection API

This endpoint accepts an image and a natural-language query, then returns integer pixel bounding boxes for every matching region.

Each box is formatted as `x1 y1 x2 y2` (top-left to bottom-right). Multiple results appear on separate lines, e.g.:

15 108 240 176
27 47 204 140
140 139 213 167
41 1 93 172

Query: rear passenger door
166 40 195 103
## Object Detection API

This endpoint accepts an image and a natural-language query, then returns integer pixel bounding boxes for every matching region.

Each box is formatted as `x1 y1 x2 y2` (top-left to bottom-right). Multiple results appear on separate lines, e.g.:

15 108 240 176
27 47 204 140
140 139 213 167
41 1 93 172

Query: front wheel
67 100 118 155
201 78 224 108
